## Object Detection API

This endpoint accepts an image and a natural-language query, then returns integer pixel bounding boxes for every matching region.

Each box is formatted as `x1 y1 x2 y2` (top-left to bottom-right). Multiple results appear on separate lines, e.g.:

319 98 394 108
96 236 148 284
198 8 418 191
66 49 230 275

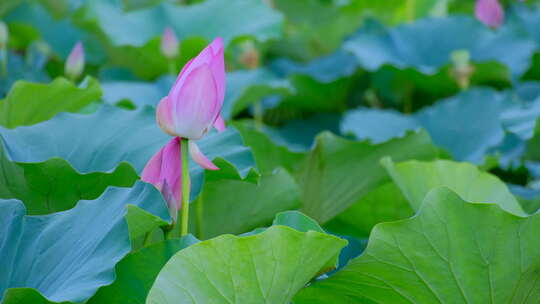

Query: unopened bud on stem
239 41 260 70
65 41 85 81
450 50 474 90
161 27 179 60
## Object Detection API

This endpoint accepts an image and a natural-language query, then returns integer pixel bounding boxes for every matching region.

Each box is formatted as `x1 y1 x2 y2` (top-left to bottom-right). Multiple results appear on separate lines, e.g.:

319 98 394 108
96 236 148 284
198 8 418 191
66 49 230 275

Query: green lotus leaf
0 104 254 203
146 225 347 304
0 144 138 215
0 181 168 303
344 16 536 78
294 187 540 303
87 236 199 304
0 77 101 128
297 130 441 223
341 88 540 162
382 158 526 216
324 182 413 239
191 158 300 239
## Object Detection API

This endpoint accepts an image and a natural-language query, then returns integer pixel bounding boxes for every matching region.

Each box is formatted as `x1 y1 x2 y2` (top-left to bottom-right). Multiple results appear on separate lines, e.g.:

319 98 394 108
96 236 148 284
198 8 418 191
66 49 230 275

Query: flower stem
180 138 191 237
168 59 177 76
253 100 263 130
1 47 7 78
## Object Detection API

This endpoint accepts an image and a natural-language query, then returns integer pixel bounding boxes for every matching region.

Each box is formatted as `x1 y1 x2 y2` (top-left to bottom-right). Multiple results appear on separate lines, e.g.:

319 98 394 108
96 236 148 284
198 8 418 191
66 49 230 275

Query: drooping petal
475 0 504 28
156 96 176 136
172 64 219 139
161 181 179 221
141 145 164 187
160 27 179 59
141 137 183 219
213 114 226 132
159 137 182 207
189 140 218 170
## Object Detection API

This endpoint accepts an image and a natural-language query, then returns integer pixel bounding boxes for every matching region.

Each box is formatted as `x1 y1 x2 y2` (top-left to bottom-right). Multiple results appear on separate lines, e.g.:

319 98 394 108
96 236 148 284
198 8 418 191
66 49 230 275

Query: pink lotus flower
156 37 226 140
65 41 85 80
161 27 179 59
475 0 504 28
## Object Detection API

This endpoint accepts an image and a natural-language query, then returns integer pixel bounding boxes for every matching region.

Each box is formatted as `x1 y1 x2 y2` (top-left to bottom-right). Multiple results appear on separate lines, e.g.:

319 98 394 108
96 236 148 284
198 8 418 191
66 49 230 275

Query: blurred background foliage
1 0 540 209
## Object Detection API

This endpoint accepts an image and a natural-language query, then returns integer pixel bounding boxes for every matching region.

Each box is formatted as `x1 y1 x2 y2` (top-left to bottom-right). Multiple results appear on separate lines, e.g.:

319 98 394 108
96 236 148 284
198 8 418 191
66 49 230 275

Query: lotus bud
160 27 179 60
141 137 183 221
475 0 504 28
156 37 226 140
239 41 260 70
65 41 85 80
0 21 8 49
450 49 474 89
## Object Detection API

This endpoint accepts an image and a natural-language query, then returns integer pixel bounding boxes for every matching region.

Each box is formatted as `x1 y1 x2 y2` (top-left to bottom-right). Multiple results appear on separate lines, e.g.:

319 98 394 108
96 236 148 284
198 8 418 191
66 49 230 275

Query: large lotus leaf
383 158 526 216
324 182 414 239
341 108 420 143
294 187 540 303
297 130 441 223
84 0 283 47
342 89 512 162
87 236 199 304
0 181 168 303
272 210 324 233
191 159 301 239
344 15 536 78
0 77 101 128
146 225 347 304
415 89 508 161
270 50 358 84
0 144 138 215
0 105 254 202
1 288 70 304
234 120 305 174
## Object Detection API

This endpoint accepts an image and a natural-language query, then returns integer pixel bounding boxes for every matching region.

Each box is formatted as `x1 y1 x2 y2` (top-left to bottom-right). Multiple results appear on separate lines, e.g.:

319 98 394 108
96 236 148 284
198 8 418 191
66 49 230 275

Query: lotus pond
1 0 540 303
